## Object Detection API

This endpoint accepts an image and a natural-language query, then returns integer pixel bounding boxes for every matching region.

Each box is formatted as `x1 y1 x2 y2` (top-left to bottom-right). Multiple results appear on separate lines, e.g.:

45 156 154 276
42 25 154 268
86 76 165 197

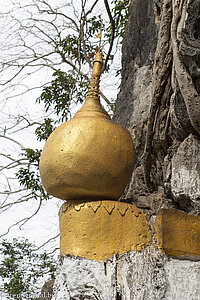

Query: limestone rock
117 248 167 299
171 134 200 213
113 0 200 216
113 0 157 128
179 0 200 94
52 256 118 299
164 259 200 300
52 249 200 300
113 0 158 201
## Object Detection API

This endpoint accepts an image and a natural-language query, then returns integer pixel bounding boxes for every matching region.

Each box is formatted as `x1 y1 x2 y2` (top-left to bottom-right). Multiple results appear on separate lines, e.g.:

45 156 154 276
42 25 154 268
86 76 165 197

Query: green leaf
37 70 89 122
0 238 56 300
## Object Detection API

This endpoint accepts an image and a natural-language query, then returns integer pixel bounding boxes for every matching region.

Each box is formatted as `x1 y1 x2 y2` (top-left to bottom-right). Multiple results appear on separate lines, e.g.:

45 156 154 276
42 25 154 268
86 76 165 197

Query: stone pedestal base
55 204 200 299
52 248 200 300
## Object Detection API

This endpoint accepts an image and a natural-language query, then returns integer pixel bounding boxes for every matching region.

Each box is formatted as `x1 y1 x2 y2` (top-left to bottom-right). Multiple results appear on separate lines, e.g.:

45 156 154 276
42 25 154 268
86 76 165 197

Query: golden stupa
38 37 150 260
39 49 136 201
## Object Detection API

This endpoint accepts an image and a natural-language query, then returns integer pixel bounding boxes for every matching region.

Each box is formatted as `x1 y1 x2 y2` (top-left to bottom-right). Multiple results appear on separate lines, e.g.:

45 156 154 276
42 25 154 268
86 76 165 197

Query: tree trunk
52 0 200 298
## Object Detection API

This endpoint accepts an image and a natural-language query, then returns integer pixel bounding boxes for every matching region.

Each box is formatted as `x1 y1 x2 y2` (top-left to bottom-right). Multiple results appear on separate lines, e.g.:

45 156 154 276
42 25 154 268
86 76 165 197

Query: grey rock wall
52 249 200 300
171 134 200 213
114 0 200 216
114 0 157 128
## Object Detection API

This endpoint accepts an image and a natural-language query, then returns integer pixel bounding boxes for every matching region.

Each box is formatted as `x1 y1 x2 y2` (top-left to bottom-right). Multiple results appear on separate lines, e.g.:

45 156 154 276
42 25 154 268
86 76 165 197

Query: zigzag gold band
59 200 151 260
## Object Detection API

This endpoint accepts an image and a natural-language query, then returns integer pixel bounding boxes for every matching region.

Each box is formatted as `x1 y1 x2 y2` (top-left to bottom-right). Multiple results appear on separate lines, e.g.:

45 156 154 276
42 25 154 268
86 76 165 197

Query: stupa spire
87 49 103 99
87 19 103 99
74 47 109 119
39 23 137 260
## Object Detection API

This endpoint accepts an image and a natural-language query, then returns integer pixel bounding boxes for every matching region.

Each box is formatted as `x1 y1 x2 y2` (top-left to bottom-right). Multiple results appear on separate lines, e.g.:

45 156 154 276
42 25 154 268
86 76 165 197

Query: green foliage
104 0 130 43
87 15 103 37
23 148 41 166
35 118 54 142
15 149 49 200
112 0 130 39
37 70 89 122
0 238 56 300
56 34 85 63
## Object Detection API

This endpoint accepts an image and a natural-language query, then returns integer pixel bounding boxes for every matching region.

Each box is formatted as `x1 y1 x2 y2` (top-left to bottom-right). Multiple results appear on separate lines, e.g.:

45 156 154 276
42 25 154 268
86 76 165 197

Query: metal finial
87 20 103 98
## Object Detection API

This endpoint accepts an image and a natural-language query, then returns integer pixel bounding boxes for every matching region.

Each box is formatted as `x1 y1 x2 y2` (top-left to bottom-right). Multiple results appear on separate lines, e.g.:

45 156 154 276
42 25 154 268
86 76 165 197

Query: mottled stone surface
113 0 157 128
52 249 200 300
117 248 167 300
52 255 117 300
113 0 200 215
40 279 55 300
164 259 200 300
171 134 200 213
180 0 200 94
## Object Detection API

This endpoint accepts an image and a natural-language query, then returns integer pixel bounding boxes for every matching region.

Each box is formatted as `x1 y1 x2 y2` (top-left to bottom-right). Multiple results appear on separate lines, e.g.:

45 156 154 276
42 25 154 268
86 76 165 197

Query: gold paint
155 209 200 257
74 203 85 211
59 200 151 260
87 201 101 213
102 201 115 214
117 205 128 216
39 50 136 201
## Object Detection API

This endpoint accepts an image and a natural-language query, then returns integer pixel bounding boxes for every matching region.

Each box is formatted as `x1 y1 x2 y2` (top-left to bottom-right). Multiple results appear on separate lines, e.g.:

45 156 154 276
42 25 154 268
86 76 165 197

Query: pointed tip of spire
86 48 103 99
94 49 103 64
74 48 109 120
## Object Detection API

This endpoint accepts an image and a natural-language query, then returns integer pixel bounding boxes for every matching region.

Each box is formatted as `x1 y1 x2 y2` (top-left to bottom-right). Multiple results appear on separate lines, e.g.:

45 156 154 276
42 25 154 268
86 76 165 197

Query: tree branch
0 135 26 150
102 0 115 73
141 0 172 190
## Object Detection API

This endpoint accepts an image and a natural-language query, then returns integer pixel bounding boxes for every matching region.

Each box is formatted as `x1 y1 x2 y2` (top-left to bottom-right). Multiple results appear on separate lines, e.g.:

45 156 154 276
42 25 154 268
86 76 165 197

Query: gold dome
39 50 136 200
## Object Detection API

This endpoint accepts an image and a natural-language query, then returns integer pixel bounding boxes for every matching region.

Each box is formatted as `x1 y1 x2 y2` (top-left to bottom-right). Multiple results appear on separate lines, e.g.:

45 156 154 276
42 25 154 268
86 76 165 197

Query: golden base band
59 201 200 261
59 200 151 260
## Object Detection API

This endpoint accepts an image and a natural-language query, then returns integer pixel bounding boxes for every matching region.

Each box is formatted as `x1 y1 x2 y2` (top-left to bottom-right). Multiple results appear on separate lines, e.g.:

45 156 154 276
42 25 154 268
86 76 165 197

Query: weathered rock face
40 279 55 300
114 0 157 128
171 134 200 213
52 249 200 300
114 0 200 216
164 259 200 299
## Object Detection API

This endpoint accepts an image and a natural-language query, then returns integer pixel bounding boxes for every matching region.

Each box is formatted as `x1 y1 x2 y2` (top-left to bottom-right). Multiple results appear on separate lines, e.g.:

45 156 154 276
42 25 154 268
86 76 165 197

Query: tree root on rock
142 0 172 191
142 0 200 192
171 0 200 135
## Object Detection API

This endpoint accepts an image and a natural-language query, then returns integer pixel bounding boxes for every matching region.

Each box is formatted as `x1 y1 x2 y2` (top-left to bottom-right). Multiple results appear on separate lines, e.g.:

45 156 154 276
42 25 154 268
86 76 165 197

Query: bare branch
41 0 79 31
0 159 28 171
34 233 60 251
85 0 99 16
0 193 32 210
19 198 42 229
0 134 26 150
102 0 115 73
